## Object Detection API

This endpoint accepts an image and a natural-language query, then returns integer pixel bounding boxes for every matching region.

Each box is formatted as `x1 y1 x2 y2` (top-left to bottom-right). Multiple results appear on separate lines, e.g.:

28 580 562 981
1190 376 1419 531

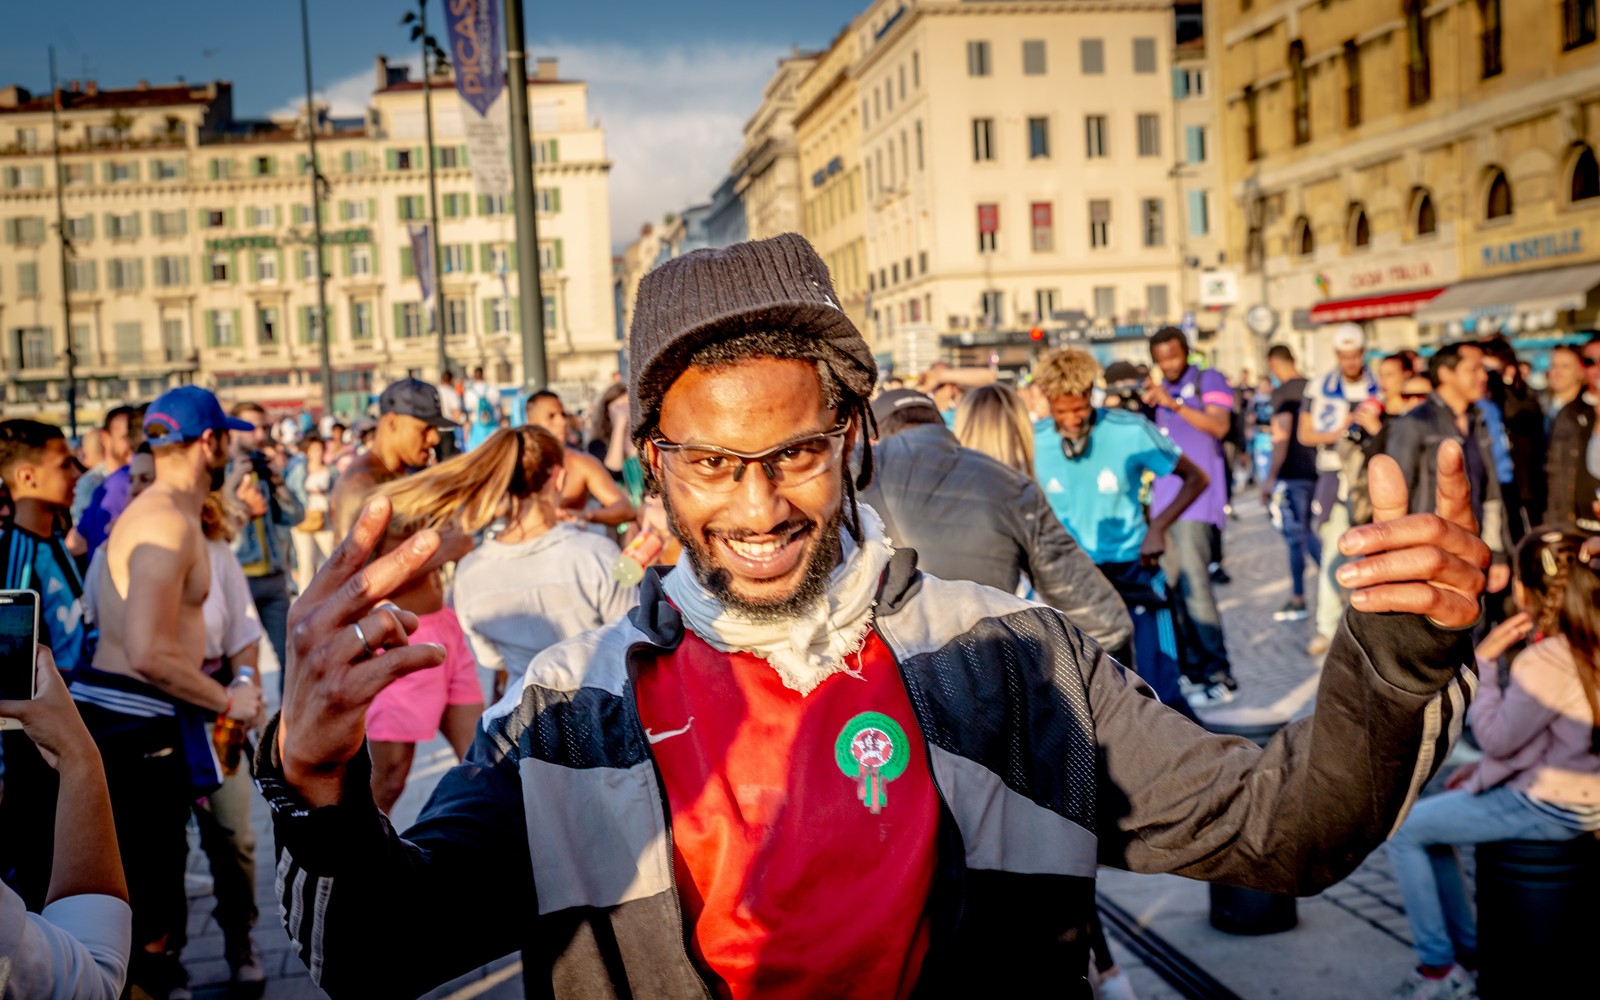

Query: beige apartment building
1211 0 1600 378
795 27 874 357
848 0 1184 376
733 51 817 244
0 56 616 425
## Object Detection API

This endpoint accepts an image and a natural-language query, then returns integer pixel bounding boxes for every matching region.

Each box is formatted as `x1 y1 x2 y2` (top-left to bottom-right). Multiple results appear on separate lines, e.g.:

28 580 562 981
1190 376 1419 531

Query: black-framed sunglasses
650 422 851 492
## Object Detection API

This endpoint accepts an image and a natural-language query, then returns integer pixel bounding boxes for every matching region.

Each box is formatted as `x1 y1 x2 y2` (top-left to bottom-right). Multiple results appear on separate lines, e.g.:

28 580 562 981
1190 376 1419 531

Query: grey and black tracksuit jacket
258 553 1474 999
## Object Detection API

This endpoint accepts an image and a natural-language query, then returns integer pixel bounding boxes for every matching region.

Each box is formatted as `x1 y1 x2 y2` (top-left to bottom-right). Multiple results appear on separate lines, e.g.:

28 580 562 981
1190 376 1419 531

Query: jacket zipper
626 642 715 999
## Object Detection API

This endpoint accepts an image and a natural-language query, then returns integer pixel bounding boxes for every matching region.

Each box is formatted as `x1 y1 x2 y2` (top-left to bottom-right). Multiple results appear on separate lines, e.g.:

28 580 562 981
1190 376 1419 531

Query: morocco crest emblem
834 712 910 814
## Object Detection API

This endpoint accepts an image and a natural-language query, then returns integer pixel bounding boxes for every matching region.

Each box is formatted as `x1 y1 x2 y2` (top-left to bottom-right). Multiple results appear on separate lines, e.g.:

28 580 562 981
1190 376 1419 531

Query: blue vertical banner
444 0 512 196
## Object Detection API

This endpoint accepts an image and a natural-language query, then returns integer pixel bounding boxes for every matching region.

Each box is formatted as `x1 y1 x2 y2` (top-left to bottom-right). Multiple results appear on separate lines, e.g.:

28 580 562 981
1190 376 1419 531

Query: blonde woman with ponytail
1384 526 1600 997
382 425 639 705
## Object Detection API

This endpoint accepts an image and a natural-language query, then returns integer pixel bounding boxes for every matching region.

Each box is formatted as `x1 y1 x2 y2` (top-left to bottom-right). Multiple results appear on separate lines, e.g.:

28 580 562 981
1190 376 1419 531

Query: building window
442 244 468 274
1136 114 1160 157
107 213 139 239
1085 115 1108 158
258 307 280 346
108 162 134 183
1081 38 1104 74
209 158 232 180
1348 205 1371 250
912 50 920 88
1146 284 1170 320
253 155 275 177
537 188 561 214
915 120 924 170
61 163 89 186
351 245 372 276
155 255 189 287
4 217 45 245
16 262 38 295
1572 145 1600 202
1031 202 1054 252
1564 0 1597 49
1294 216 1315 258
393 149 413 170
398 196 424 221
482 195 508 216
344 199 368 221
68 260 96 292
162 319 185 360
108 259 143 291
1185 126 1206 164
1244 86 1260 161
211 310 237 347
1093 286 1116 319
206 210 226 229
64 215 93 241
249 206 272 228
436 146 461 169
977 291 1002 328
1023 39 1046 75
1290 41 1310 145
976 203 999 253
293 205 314 225
1406 0 1431 106
1486 168 1513 219
972 118 995 162
1142 199 1164 247
1185 69 1205 97
300 250 317 280
1035 289 1057 323
1089 199 1111 249
1412 188 1438 237
489 246 510 274
1188 190 1210 237
443 297 469 337
1028 117 1050 159
533 139 560 164
20 328 53 369
351 301 373 340
1479 0 1504 77
210 253 230 283
255 252 277 283
967 40 991 77
399 302 423 338
490 297 514 333
544 294 559 331
1133 38 1157 74
1343 41 1362 128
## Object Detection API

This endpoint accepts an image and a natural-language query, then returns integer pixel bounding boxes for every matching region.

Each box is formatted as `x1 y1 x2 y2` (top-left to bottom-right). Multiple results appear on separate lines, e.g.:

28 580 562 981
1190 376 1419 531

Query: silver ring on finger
353 621 376 658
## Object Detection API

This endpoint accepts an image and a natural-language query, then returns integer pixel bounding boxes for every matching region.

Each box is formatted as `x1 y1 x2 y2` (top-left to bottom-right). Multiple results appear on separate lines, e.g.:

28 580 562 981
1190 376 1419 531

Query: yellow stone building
0 56 617 425
1210 0 1600 376
732 51 818 244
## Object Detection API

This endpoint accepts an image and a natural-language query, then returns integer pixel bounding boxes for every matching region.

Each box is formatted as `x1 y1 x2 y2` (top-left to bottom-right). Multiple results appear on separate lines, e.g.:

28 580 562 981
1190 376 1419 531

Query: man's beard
661 491 844 623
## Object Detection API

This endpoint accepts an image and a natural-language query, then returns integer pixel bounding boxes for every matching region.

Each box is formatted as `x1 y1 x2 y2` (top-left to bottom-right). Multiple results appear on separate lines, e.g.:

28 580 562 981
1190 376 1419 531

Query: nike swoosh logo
645 717 694 744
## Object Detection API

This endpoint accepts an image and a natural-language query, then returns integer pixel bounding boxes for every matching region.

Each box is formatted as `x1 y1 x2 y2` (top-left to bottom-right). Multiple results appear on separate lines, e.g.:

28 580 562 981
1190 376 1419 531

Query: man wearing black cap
861 388 1130 653
74 386 265 1000
264 233 1489 999
328 377 459 536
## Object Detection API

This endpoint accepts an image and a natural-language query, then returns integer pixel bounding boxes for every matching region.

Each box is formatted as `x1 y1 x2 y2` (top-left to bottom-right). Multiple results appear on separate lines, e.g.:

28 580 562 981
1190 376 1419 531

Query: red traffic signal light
1029 327 1045 341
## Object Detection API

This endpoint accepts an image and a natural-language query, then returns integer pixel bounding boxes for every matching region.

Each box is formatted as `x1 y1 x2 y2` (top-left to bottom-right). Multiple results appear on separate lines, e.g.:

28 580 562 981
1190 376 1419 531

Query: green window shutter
508 244 518 270
323 306 335 342
197 208 207 228
393 303 405 338
549 140 559 164
228 251 239 284
400 247 414 278
478 195 490 216
462 244 474 273
480 243 492 272
275 250 285 282
554 239 564 270
367 197 377 220
509 297 521 332
205 311 216 347
458 144 469 167
342 245 353 277
483 298 494 334
128 162 141 182
231 310 242 345
208 160 220 181
102 212 114 236
225 208 235 229
396 196 406 220
339 201 349 222
386 149 398 171
414 147 425 170
274 205 283 227
552 188 561 213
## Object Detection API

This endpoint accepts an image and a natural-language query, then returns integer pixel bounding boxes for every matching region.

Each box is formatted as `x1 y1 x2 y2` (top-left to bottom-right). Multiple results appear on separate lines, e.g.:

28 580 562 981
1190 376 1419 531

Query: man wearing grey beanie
262 233 1490 999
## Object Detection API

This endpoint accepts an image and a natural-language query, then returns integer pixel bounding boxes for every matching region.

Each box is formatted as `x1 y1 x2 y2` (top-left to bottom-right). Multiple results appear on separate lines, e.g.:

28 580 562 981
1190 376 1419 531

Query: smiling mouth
711 521 815 579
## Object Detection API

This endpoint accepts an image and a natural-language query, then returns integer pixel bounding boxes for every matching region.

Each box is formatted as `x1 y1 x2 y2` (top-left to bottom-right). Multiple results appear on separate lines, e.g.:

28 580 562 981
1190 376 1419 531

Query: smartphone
0 590 40 728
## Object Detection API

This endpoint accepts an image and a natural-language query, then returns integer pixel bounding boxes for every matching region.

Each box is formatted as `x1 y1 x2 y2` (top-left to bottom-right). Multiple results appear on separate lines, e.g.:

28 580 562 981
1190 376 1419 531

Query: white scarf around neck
663 504 895 696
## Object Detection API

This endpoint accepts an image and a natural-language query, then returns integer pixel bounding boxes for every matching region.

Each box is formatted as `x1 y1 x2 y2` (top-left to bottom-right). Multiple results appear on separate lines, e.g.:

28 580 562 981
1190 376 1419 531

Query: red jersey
634 628 939 999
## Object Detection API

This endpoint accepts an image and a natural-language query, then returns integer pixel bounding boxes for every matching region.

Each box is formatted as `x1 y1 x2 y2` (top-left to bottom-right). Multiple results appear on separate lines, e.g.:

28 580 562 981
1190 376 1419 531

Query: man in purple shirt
1144 327 1237 707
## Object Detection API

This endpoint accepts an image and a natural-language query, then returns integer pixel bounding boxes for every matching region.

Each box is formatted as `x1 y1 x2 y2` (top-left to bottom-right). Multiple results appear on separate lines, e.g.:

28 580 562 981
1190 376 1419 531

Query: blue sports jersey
1034 408 1181 565
0 525 95 674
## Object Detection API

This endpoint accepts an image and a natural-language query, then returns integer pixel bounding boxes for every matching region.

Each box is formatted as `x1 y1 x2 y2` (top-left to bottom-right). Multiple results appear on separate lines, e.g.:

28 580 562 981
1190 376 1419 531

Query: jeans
1385 787 1578 968
1315 500 1352 640
1160 518 1231 685
194 747 258 948
1273 479 1321 598
249 571 291 694
1094 560 1199 724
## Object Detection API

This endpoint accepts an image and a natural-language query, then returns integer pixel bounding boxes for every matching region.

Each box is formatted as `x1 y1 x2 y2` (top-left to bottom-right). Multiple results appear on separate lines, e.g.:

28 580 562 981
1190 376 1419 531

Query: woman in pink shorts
364 535 484 814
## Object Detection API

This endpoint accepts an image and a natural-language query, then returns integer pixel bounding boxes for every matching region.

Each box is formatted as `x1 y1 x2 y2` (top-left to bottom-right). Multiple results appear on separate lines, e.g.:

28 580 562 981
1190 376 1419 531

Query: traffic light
1029 326 1045 341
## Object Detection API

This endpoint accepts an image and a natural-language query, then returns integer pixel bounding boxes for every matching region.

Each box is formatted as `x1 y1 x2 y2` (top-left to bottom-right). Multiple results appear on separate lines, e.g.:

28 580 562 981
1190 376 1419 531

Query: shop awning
1414 262 1600 325
1308 287 1445 324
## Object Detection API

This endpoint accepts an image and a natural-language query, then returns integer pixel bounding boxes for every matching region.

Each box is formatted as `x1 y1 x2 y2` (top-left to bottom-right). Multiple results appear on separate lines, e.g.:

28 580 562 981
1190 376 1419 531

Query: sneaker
1306 634 1332 657
1186 682 1236 708
1273 598 1309 622
1209 563 1232 584
1097 968 1139 1000
1393 964 1475 999
227 935 268 994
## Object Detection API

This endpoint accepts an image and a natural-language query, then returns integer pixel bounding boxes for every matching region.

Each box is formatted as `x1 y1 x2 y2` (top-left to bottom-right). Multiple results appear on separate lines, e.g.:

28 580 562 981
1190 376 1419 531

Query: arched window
1485 168 1513 219
1572 145 1600 202
1348 205 1371 249
1290 40 1310 145
1294 216 1315 258
1412 188 1437 237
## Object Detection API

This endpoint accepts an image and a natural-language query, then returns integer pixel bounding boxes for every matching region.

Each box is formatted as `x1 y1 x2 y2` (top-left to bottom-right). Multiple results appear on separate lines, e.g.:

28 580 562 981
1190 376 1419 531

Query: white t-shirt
204 540 263 662
437 383 465 424
0 879 130 1000
1303 367 1377 473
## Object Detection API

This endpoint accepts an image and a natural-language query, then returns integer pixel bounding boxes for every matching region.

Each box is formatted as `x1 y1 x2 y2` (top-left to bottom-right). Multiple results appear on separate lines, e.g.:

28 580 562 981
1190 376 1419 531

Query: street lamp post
48 48 78 439
504 0 547 389
298 0 334 417
403 1 450 379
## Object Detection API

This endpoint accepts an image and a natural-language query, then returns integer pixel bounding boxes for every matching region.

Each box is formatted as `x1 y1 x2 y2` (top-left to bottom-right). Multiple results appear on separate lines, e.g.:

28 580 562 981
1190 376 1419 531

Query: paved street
180 491 1464 999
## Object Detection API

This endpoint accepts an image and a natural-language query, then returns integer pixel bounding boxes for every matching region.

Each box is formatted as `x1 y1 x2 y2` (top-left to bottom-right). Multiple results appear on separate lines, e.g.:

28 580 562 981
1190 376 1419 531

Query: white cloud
274 41 786 250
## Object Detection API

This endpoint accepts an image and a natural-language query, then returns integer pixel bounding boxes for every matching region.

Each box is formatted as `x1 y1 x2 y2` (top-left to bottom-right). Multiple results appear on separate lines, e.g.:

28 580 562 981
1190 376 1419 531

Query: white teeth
727 538 783 558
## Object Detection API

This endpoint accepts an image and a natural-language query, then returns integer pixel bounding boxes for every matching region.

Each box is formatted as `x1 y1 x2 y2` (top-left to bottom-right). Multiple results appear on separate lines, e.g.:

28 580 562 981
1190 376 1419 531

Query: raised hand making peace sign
1334 439 1489 629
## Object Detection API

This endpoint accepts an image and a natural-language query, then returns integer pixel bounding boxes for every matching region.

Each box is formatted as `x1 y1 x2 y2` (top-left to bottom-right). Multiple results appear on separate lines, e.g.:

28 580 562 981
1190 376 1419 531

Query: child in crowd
1386 527 1600 1000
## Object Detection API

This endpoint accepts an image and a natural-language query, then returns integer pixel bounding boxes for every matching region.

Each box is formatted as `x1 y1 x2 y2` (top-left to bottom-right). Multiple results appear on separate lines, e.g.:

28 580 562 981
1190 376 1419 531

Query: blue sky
8 0 865 246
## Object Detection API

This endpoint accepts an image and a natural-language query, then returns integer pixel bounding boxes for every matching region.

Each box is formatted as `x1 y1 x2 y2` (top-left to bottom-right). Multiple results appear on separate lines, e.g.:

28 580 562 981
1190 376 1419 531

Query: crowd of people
0 231 1592 1000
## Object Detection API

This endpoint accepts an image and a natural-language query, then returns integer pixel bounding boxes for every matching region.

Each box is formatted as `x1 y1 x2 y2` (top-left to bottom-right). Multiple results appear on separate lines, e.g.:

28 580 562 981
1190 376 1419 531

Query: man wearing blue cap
71 385 265 1000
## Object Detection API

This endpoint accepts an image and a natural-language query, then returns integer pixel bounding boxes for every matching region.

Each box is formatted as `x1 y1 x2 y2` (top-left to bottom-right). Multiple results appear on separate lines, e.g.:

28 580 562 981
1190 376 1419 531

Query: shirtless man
69 386 263 1000
524 389 636 528
329 378 458 536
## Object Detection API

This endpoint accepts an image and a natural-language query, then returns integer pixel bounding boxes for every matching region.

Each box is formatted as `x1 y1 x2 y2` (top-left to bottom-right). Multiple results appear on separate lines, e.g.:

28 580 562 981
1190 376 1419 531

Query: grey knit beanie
626 232 877 442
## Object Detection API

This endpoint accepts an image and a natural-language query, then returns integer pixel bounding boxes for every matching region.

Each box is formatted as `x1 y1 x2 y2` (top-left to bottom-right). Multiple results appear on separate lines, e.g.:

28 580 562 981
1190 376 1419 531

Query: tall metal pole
504 0 547 388
299 0 334 417
48 48 78 439
420 0 447 378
